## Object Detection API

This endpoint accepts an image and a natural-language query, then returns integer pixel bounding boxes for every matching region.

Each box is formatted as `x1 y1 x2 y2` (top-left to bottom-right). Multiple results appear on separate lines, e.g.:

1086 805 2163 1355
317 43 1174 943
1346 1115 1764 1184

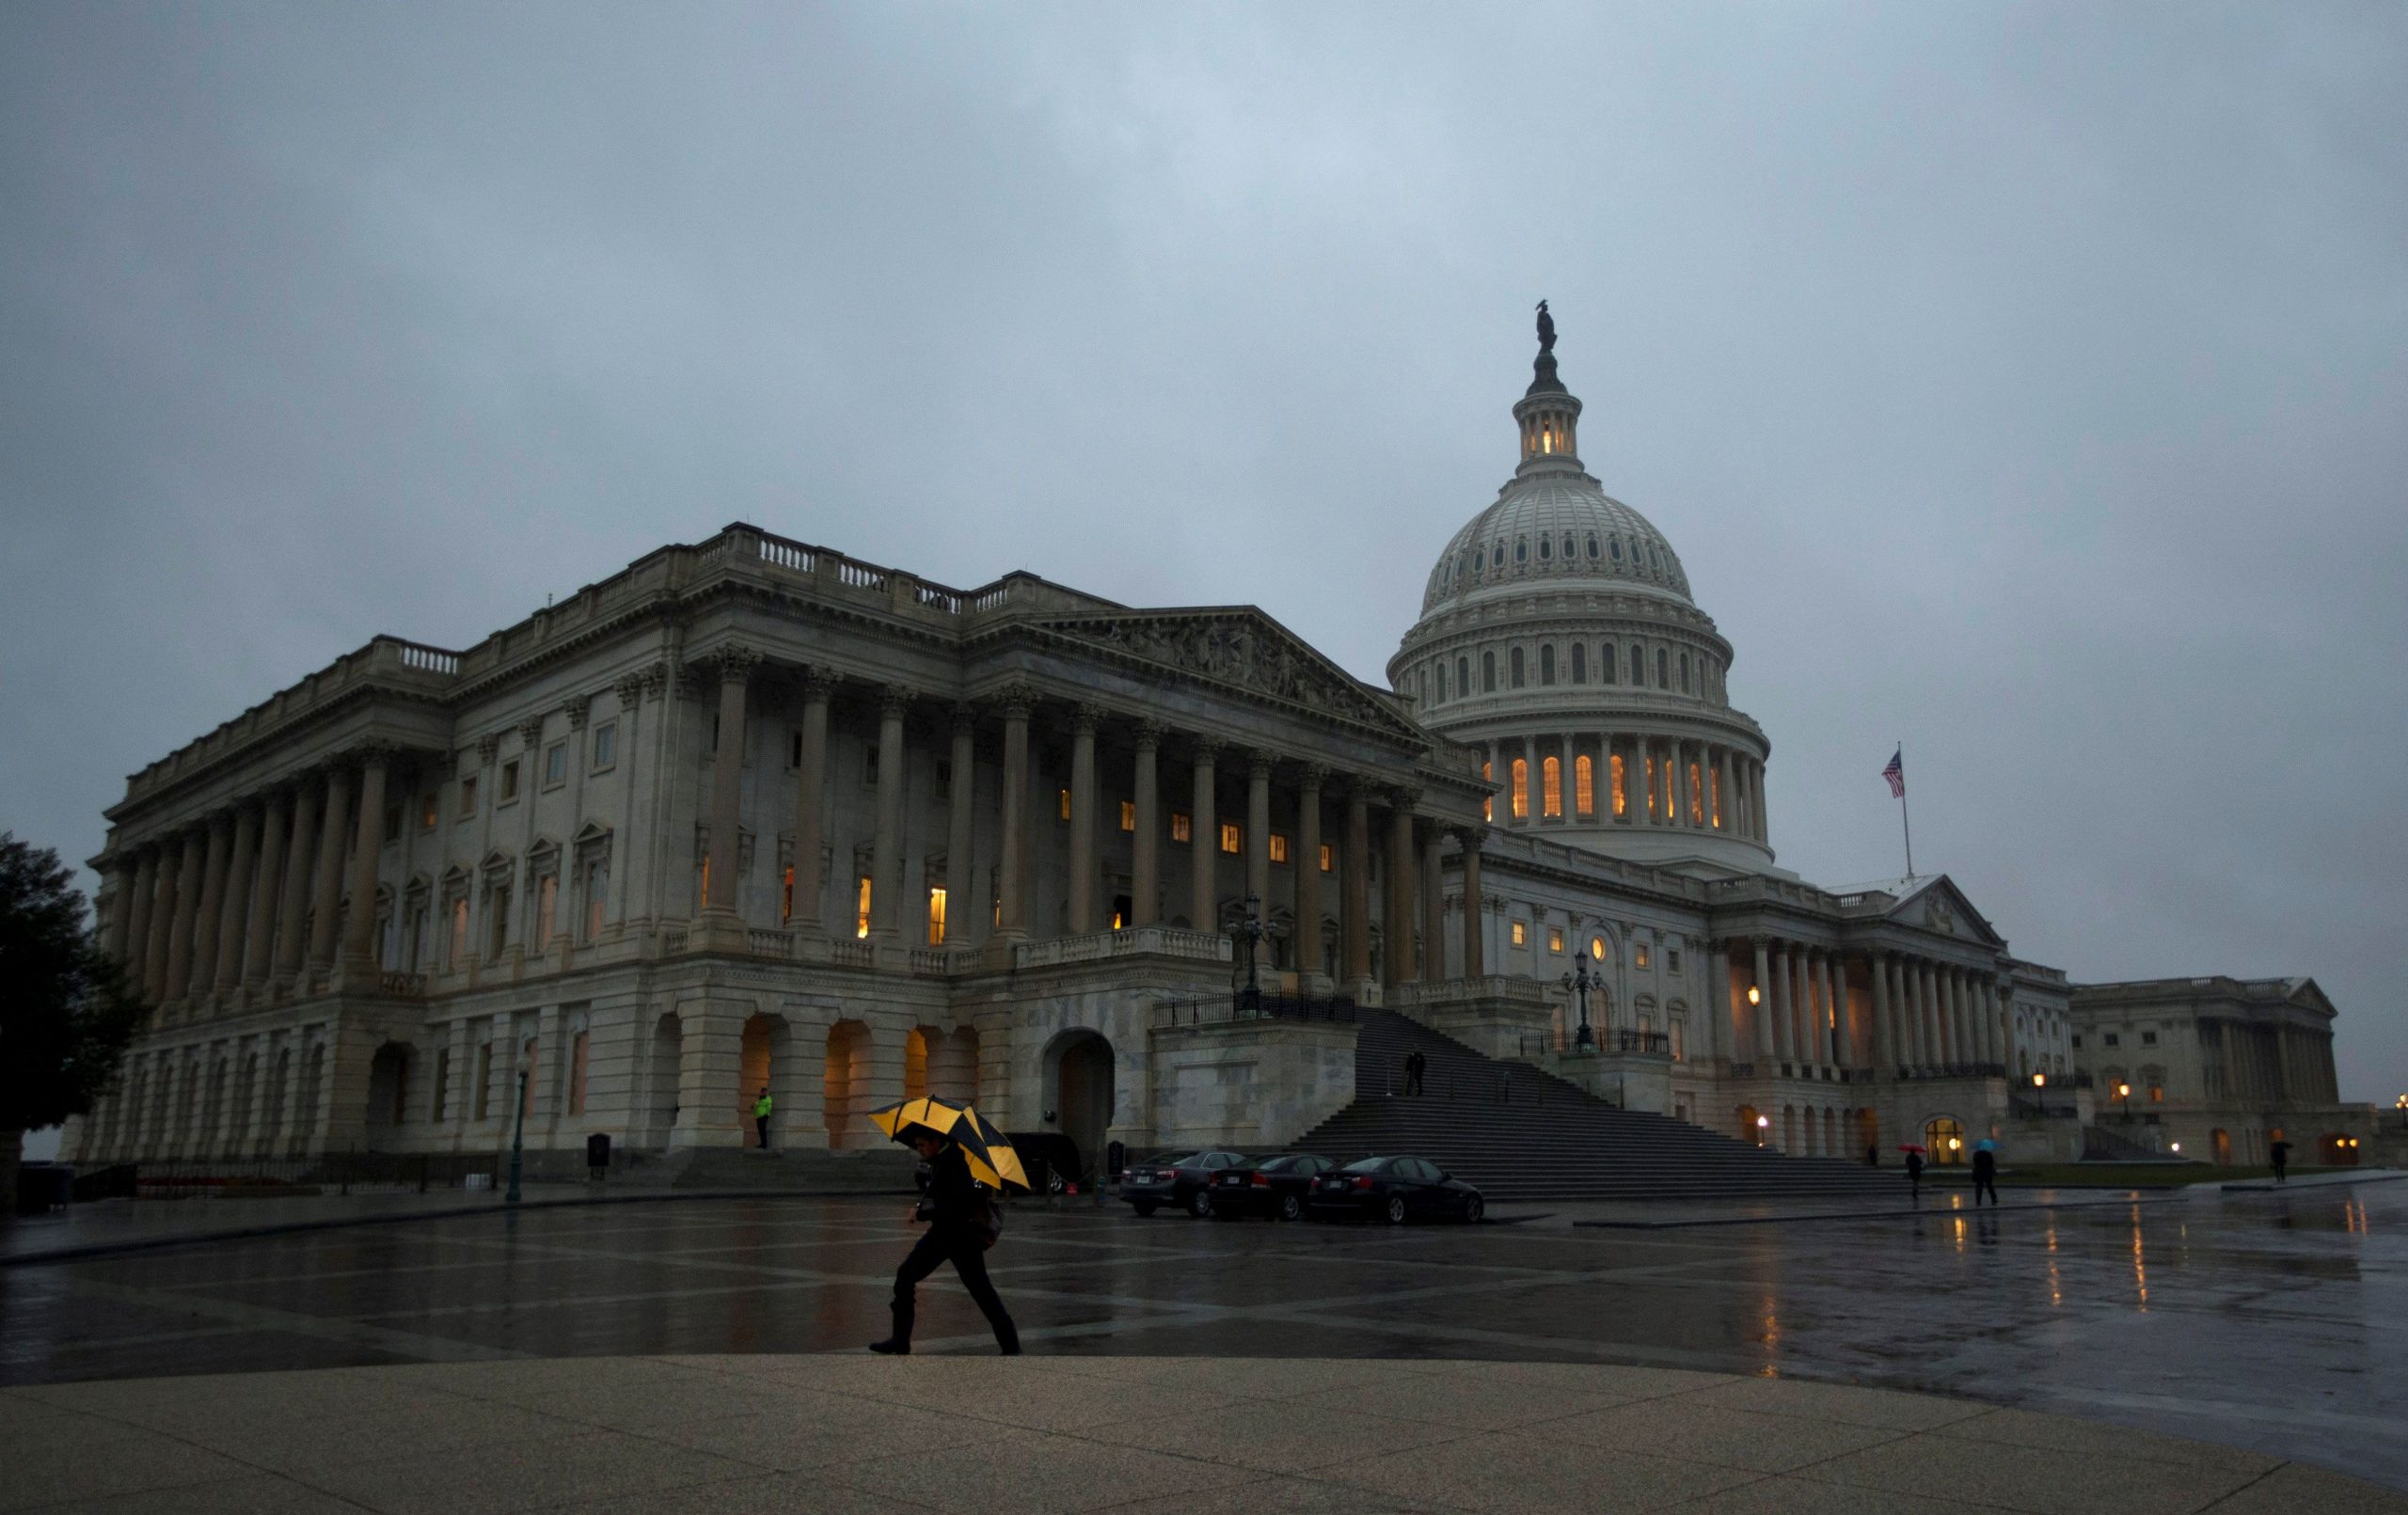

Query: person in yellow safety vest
753 1087 773 1150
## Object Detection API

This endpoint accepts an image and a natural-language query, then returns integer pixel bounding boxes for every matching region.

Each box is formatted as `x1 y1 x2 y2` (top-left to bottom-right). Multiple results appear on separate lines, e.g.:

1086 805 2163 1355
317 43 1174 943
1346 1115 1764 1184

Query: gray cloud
4 2 2402 1100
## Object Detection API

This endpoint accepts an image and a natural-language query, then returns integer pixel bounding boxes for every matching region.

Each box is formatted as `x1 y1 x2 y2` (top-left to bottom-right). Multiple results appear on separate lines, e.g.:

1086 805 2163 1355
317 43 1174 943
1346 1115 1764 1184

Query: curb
0 1187 916 1268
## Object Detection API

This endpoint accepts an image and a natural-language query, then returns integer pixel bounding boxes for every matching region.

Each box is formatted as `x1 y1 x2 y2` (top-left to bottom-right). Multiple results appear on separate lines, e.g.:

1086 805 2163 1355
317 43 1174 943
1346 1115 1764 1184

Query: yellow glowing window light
1610 753 1625 817
1171 812 1192 844
1575 754 1593 816
856 876 872 939
1269 833 1291 864
1219 821 1242 855
1542 756 1562 817
1511 758 1529 819
1119 800 1135 832
926 887 946 946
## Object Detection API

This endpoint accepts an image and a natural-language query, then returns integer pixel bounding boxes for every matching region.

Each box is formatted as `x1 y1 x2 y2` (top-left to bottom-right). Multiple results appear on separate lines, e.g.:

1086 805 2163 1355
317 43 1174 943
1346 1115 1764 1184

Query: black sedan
1120 1150 1245 1217
1307 1155 1484 1224
1208 1153 1339 1221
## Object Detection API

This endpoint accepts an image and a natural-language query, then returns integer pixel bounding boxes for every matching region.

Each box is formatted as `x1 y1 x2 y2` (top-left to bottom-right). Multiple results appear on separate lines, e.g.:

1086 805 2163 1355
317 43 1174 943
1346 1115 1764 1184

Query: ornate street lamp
2116 1081 2131 1120
2395 1094 2406 1129
1560 952 1598 1051
506 1049 532 1205
1232 893 1267 1013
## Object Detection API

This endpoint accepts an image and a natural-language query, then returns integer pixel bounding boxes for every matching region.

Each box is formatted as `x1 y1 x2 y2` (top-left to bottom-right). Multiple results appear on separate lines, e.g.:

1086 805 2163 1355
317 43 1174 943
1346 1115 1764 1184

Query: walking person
2270 1138 2289 1184
871 1128 1020 1356
752 1085 773 1150
1404 1049 1426 1097
1904 1147 1924 1202
1972 1142 2000 1207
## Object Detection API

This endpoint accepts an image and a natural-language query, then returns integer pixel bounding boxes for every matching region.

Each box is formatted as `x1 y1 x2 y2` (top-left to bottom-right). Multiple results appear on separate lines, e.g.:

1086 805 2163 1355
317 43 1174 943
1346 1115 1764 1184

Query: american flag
1881 747 1905 798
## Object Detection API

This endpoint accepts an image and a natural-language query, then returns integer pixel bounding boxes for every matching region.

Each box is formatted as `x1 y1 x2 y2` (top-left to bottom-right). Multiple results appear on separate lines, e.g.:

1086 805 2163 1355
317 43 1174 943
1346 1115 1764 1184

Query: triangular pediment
1860 874 2006 948
2283 977 2337 1018
1034 608 1425 743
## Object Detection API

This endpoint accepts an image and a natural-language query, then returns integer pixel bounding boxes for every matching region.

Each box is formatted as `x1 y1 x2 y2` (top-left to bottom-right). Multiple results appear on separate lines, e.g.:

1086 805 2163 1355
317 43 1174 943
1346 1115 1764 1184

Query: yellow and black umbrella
869 1096 1031 1192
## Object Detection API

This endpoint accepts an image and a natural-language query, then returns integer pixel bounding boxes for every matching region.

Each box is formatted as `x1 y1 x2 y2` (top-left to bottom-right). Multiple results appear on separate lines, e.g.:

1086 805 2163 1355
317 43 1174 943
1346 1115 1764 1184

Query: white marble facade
68 325 2359 1171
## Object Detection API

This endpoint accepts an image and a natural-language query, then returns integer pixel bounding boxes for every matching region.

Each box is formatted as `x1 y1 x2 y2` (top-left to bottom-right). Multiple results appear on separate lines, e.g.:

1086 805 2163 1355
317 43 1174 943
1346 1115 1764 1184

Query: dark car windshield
1155 1154 1198 1167
1339 1158 1390 1174
1258 1156 1302 1173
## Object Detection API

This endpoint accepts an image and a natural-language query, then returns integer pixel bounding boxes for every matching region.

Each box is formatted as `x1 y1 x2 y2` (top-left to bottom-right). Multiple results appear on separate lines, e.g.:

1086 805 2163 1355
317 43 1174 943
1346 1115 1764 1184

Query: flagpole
1897 738 1915 879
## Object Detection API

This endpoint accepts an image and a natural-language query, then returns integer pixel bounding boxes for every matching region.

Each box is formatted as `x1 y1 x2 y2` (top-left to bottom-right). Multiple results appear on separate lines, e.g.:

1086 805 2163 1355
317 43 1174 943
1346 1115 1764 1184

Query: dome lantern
1515 300 1583 470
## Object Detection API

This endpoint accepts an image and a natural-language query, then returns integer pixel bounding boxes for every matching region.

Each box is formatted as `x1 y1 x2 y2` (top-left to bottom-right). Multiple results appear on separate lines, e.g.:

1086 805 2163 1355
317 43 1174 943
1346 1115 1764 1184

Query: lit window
1171 812 1192 844
1590 936 1605 960
421 794 439 829
696 856 709 907
1609 753 1625 817
856 876 872 939
545 742 568 786
591 721 616 770
1119 800 1136 832
1510 758 1529 820
1671 1018 1686 1061
1542 756 1562 818
458 775 478 817
1270 833 1291 865
1547 928 1563 955
1710 768 1722 829
1636 945 1651 970
1575 755 1594 816
1511 921 1528 947
1482 760 1494 823
1058 788 1071 822
781 865 794 923
1688 762 1703 825
927 887 947 946
1219 822 1242 855
535 875 557 942
1320 844 1334 873
2148 1084 2164 1104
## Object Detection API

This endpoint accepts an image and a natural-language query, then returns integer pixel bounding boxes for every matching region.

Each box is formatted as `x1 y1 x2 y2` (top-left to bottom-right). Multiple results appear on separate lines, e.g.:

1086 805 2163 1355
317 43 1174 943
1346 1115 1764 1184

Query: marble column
307 765 353 971
704 646 761 920
1420 827 1446 982
1244 751 1272 964
341 748 391 968
1916 960 1941 1065
994 686 1032 939
1558 734 1575 821
123 848 157 981
1814 952 1839 1066
101 860 133 963
213 805 260 996
1383 791 1418 987
165 829 207 1000
275 778 319 981
1870 950 1893 1071
871 684 911 941
189 813 232 999
1188 737 1220 933
1456 826 1484 978
792 668 833 932
1673 741 1693 829
1293 763 1325 977
1131 720 1163 928
1066 703 1101 936
1790 948 1814 1062
1341 782 1371 986
1751 937 1775 1061
1768 943 1794 1063
945 704 976 944
1752 759 1769 844
241 793 288 990
1715 748 1735 831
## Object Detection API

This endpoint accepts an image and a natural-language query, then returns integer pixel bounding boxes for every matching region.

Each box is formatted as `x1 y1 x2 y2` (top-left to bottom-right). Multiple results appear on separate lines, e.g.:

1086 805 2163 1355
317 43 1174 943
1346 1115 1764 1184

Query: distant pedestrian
1864 1144 1879 1168
2270 1140 2289 1184
753 1086 773 1150
871 1129 1019 1356
1905 1149 1924 1200
1972 1144 1999 1207
1404 1049 1426 1096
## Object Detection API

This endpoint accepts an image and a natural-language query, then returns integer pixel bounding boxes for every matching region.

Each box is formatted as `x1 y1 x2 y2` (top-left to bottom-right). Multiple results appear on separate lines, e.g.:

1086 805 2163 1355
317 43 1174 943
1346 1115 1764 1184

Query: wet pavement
3 1181 2402 1492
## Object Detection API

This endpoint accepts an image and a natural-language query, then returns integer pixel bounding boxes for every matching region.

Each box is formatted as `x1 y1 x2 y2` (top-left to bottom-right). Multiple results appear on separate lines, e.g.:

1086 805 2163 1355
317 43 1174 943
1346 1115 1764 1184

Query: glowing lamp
2032 1073 2046 1087
2170 1143 2181 1153
1947 1136 1962 1151
1747 986 1762 1006
1755 1115 1769 1128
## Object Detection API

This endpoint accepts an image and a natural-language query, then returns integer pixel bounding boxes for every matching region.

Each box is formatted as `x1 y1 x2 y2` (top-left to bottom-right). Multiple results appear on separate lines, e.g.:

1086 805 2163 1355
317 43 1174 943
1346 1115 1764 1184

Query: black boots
867 1337 910 1354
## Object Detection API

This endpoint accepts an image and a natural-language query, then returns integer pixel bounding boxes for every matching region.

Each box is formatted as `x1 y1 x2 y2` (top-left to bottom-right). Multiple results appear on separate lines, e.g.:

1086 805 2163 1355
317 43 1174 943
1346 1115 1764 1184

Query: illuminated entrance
1924 1115 1966 1166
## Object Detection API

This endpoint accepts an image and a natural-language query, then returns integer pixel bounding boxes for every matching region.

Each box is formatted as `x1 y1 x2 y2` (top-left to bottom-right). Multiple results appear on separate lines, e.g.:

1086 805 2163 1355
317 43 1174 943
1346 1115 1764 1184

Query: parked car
1121 1150 1245 1217
1307 1155 1484 1224
1209 1153 1339 1221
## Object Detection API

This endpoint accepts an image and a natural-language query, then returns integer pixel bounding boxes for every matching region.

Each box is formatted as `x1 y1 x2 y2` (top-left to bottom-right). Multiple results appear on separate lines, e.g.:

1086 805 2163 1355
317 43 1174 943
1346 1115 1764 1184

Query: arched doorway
1925 1115 1966 1165
2211 1128 2231 1166
366 1043 413 1143
2320 1132 2359 1166
904 1027 936 1101
1855 1107 1880 1159
1045 1030 1115 1178
824 1020 871 1148
1736 1103 1764 1145
738 1015 784 1147
645 1013 681 1148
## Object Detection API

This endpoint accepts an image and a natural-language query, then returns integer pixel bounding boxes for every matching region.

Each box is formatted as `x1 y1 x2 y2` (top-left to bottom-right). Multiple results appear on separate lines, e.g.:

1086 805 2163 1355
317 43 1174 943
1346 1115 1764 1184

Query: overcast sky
5 4 2402 1106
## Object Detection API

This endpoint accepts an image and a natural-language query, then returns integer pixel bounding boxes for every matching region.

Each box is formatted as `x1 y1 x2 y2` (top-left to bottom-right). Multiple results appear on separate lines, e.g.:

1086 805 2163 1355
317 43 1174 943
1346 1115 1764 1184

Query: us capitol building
66 316 2379 1179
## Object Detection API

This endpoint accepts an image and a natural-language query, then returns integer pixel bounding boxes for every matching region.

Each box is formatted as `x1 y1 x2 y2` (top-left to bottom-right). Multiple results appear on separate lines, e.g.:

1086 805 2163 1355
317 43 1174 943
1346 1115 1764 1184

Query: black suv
1121 1150 1244 1217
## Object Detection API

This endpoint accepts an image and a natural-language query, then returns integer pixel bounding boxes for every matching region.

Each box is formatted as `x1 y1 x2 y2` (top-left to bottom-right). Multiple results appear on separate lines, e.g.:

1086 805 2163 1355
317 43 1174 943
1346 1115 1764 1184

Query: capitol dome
1391 308 1776 876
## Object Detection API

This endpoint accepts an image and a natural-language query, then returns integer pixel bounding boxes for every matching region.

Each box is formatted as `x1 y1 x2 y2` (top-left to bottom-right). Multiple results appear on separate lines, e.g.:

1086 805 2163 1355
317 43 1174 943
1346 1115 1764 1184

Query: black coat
917 1144 991 1232
1972 1149 1997 1178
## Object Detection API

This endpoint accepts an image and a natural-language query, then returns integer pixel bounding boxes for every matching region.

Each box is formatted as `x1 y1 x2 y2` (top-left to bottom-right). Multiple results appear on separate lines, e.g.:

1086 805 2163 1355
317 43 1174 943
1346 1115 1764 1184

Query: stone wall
1146 1018 1358 1152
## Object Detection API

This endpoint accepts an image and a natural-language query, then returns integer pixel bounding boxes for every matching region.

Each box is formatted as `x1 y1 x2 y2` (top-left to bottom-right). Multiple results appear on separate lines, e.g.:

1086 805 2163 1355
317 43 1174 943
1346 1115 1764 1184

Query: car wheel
1189 1189 1214 1219
1464 1196 1484 1223
1278 1192 1304 1223
1133 1200 1157 1218
1384 1194 1407 1225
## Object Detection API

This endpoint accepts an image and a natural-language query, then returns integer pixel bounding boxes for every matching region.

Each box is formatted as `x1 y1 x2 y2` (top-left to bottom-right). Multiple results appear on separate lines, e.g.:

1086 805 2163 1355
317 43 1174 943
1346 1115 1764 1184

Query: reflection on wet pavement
3 1182 2400 1490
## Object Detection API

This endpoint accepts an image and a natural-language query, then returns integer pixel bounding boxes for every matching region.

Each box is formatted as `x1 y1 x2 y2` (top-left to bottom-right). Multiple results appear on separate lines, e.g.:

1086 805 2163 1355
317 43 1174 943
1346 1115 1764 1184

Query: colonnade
1483 732 1765 843
80 1027 324 1161
1736 939 2010 1075
699 655 1492 989
103 745 395 1012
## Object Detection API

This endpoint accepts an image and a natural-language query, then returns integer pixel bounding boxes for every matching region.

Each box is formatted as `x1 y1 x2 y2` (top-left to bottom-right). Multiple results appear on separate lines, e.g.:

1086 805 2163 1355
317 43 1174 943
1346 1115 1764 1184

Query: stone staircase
1289 1008 1903 1203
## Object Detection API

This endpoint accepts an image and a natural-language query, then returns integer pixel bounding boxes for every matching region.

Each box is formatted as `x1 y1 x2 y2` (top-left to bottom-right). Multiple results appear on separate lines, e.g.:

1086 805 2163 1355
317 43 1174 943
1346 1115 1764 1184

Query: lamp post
506 1050 531 1205
1560 950 1598 1051
1232 893 1266 1014
1754 1113 1770 1147
2395 1094 2405 1130
2116 1081 2131 1120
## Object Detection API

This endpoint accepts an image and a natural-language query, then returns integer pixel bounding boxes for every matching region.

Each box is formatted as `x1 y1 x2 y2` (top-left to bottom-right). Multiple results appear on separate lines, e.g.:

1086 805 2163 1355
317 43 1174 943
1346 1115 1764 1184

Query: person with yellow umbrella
866 1096 1027 1356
